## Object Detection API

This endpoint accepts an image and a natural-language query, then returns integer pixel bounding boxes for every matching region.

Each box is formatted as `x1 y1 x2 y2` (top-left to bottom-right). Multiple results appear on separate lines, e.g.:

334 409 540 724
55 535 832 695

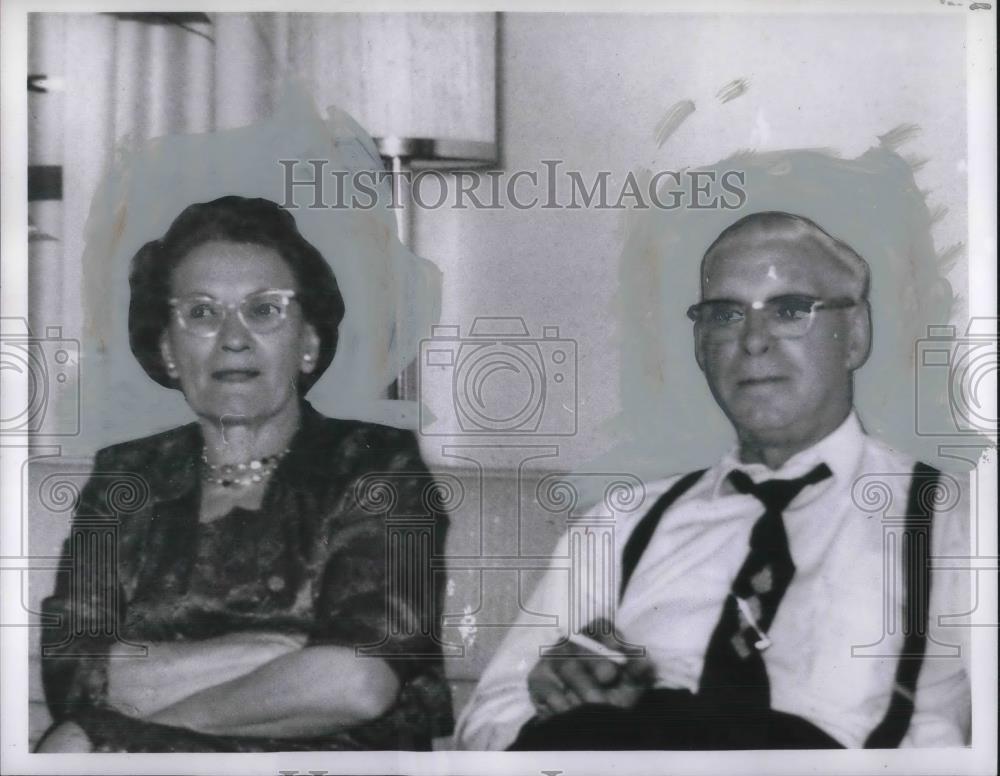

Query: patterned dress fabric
40 401 453 752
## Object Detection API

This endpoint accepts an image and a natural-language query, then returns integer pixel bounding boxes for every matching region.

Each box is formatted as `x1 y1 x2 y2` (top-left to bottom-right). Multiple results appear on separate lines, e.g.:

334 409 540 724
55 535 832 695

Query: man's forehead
701 234 848 294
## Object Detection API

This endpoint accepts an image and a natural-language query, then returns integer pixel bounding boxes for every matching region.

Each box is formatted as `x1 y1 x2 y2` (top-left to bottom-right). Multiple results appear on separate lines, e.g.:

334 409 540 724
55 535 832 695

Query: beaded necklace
200 448 290 488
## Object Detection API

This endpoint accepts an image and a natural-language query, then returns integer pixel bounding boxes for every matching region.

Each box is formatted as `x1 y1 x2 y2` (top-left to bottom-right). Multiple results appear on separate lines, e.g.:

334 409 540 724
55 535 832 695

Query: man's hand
527 622 655 719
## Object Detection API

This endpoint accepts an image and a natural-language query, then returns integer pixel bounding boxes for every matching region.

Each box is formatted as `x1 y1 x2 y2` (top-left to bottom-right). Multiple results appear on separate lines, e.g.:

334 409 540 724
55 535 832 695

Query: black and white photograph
1 2 996 775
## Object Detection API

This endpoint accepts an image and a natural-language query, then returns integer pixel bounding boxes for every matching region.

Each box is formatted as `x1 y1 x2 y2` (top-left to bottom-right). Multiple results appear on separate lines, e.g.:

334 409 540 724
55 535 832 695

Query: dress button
267 575 286 592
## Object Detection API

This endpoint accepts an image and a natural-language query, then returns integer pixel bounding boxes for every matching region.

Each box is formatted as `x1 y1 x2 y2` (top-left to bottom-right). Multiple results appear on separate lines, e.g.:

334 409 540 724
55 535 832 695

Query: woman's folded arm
106 631 307 718
141 644 400 737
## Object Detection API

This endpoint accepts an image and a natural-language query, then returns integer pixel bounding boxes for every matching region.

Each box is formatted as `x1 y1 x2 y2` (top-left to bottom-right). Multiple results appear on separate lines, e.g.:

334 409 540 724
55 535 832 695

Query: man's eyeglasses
686 294 859 340
168 289 297 338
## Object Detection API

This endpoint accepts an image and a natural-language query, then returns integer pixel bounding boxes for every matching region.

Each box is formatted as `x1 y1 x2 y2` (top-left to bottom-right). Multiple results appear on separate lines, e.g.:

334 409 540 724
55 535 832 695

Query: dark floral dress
40 401 453 751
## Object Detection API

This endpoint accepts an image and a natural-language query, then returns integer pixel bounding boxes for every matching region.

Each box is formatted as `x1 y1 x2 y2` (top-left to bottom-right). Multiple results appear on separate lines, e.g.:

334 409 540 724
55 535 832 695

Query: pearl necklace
201 448 290 488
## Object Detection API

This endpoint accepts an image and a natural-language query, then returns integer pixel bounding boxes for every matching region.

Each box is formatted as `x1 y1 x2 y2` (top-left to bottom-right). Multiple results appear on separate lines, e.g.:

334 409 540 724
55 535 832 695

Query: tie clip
734 595 772 651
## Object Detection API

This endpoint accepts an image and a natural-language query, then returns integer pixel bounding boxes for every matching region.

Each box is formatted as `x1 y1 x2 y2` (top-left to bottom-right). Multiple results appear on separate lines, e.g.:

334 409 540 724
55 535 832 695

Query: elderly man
455 211 970 750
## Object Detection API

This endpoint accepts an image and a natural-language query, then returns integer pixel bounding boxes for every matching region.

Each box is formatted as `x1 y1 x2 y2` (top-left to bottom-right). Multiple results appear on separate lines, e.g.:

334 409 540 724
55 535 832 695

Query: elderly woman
37 196 452 752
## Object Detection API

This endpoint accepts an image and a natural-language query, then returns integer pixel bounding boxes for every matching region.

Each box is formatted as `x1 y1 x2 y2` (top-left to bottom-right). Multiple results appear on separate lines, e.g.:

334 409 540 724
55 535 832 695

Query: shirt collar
710 411 866 504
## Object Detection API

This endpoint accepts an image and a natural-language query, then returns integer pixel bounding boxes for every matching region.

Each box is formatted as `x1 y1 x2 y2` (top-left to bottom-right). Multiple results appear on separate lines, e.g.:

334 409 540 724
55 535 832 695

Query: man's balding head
701 212 870 302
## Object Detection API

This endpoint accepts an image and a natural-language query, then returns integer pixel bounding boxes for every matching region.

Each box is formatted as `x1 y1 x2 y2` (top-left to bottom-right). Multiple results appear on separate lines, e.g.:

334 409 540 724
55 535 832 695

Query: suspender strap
864 461 940 748
619 469 707 603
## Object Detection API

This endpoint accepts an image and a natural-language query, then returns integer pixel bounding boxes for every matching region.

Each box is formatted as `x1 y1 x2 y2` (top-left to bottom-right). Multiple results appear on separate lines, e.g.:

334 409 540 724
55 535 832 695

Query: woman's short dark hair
128 195 345 393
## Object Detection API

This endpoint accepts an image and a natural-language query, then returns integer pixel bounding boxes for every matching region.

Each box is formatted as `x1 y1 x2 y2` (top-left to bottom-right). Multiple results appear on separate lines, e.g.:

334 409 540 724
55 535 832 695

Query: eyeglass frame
686 294 861 340
167 288 299 338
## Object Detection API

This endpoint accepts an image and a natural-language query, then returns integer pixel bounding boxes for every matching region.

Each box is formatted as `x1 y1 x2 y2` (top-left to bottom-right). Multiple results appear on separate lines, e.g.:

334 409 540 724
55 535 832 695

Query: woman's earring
302 353 314 371
166 360 178 376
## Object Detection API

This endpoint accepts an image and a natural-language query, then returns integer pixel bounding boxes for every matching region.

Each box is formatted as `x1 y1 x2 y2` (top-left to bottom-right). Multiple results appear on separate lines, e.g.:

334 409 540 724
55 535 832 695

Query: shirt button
267 575 286 592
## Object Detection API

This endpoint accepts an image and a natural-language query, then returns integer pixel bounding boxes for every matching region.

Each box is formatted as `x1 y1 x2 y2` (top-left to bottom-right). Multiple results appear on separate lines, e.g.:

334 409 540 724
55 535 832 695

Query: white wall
414 12 967 475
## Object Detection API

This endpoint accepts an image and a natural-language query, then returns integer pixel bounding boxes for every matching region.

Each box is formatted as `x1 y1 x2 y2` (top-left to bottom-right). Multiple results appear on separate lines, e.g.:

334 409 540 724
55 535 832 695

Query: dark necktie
698 463 832 715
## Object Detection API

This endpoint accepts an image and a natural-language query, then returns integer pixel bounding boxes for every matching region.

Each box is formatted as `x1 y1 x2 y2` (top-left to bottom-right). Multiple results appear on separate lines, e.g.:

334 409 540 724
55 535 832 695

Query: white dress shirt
455 413 971 750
